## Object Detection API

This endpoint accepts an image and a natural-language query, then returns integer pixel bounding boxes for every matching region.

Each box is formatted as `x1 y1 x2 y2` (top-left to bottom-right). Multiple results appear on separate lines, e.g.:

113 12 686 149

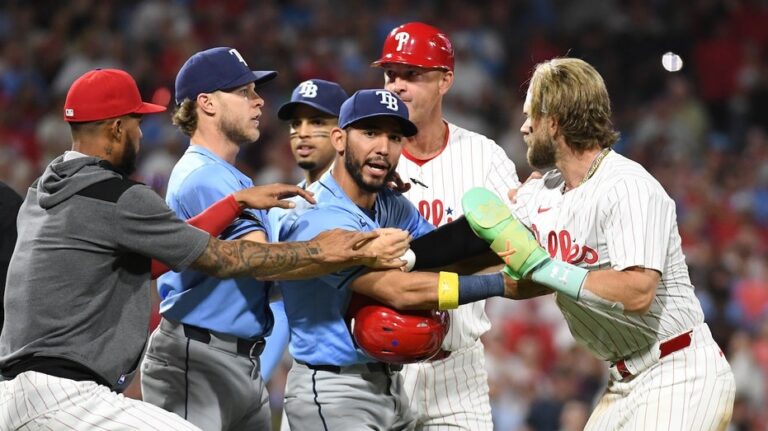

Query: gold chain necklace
562 147 611 193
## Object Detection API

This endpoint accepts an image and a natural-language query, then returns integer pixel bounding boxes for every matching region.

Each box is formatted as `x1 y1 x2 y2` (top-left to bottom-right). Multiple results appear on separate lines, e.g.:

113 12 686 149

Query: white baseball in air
662 52 683 72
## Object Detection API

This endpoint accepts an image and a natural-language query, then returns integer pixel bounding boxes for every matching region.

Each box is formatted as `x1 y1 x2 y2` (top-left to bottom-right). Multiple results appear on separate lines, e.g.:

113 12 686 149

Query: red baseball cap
63 69 166 122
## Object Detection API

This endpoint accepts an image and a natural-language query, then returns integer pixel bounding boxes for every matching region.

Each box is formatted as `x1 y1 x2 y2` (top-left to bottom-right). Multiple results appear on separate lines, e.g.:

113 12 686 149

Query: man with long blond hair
462 57 736 430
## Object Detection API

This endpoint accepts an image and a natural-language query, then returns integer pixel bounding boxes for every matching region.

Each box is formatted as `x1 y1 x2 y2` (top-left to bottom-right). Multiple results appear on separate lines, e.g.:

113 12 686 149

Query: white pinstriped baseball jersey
512 151 704 361
396 121 521 351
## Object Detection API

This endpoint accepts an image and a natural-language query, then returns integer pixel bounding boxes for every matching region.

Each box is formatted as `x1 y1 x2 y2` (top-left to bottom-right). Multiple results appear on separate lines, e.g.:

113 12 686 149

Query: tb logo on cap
376 90 399 111
298 80 318 98
229 48 248 66
395 32 410 52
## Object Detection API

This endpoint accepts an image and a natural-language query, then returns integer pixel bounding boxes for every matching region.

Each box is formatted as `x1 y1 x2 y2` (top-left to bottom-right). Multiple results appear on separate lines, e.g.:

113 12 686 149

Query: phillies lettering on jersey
530 225 599 265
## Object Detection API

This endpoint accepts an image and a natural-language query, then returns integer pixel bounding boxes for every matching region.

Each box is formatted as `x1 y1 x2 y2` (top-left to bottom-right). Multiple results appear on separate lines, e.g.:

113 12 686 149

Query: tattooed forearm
192 238 322 278
191 237 325 279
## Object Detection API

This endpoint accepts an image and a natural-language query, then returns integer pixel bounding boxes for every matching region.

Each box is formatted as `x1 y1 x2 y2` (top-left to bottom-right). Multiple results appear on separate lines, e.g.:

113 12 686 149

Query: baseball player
0 68 381 431
280 79 348 186
372 22 521 429
139 49 408 431
275 89 520 430
462 58 736 430
260 78 348 394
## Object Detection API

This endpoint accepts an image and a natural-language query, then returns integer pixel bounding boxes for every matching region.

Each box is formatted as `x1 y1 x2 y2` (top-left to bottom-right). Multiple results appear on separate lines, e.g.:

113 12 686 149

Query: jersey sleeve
484 143 522 212
171 163 265 240
115 185 210 272
604 179 676 273
389 193 435 239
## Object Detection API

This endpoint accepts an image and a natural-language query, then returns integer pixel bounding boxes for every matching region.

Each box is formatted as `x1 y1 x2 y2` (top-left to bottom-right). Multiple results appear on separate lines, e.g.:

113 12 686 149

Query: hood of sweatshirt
36 155 123 209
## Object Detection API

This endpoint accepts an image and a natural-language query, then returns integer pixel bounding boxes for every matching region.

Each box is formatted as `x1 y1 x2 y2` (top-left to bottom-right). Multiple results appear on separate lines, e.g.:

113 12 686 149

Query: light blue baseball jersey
277 171 434 366
158 145 274 339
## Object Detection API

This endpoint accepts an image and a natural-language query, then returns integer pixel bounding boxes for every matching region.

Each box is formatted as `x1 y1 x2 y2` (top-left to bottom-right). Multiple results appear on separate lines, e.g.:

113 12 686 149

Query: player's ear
107 118 122 142
546 116 559 138
197 93 216 116
438 70 453 95
330 127 346 155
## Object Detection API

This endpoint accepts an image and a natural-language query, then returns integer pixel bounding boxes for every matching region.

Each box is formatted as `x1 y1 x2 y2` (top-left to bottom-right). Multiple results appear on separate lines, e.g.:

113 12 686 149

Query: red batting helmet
372 22 454 71
349 296 450 364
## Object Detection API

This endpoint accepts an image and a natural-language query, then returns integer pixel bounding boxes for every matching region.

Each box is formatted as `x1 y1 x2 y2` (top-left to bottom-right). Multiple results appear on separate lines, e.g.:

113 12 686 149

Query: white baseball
400 249 415 272
662 52 683 72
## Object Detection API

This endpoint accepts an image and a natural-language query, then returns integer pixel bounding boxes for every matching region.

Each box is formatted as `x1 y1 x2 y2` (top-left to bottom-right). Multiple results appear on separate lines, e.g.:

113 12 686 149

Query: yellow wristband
437 271 459 310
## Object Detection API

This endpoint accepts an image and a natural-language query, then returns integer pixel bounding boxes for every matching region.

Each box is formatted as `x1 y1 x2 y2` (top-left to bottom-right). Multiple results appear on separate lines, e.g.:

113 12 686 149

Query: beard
526 132 557 170
219 114 258 146
118 138 138 176
297 160 318 170
344 144 394 193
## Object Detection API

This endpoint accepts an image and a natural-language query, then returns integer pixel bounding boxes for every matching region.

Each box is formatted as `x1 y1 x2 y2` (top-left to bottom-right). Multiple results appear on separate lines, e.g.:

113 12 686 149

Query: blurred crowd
1 0 768 430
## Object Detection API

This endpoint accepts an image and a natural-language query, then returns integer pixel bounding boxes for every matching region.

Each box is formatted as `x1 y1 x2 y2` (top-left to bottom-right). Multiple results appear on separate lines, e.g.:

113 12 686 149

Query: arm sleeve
116 185 210 272
604 179 675 272
410 217 490 270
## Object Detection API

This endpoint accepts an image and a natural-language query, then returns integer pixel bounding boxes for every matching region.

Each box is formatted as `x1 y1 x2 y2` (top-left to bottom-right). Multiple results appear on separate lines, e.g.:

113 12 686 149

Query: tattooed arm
255 228 411 280
190 228 399 279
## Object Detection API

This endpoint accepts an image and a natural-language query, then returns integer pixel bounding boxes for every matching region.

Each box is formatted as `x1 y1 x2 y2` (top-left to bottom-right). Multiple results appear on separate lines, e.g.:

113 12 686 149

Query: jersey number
417 199 454 227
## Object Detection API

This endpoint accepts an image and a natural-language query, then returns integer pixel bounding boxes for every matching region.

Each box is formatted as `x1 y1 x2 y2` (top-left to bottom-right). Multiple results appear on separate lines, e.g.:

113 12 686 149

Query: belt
429 349 452 362
296 360 402 374
161 320 265 357
612 330 693 381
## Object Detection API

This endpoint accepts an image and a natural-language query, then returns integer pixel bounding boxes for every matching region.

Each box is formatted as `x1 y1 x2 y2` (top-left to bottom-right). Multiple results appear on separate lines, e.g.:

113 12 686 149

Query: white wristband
401 249 416 272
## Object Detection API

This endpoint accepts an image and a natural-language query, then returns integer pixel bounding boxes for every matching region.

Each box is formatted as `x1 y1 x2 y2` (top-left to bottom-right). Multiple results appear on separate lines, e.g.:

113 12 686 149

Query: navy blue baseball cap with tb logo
339 89 418 137
174 47 277 105
277 79 349 120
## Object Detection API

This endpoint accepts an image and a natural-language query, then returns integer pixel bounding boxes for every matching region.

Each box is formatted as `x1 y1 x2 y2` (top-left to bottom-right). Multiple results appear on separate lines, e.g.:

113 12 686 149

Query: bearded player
462 57 735 431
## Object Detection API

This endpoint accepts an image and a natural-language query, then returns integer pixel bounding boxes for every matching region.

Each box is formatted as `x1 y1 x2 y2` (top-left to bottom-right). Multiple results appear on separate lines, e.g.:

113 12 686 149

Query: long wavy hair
528 57 620 151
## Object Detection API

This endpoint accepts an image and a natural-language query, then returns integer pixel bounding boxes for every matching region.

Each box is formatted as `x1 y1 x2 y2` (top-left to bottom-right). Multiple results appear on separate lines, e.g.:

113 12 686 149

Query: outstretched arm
151 183 316 279
189 228 404 280
348 267 526 311
462 187 658 313
256 228 411 280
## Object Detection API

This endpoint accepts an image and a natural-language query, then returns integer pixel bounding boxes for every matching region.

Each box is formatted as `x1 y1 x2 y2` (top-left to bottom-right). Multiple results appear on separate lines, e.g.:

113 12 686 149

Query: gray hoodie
0 155 209 389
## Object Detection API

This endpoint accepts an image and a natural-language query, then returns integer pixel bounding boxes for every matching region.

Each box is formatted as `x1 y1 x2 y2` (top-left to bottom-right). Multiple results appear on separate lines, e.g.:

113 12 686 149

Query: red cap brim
134 102 167 115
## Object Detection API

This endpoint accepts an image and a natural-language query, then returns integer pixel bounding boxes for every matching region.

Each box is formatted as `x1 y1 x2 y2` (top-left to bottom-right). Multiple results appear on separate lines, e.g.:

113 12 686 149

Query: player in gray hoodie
0 69 407 431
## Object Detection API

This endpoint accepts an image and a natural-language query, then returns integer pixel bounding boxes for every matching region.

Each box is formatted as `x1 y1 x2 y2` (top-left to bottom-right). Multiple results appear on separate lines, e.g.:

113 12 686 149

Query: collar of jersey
316 170 380 227
185 144 249 180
